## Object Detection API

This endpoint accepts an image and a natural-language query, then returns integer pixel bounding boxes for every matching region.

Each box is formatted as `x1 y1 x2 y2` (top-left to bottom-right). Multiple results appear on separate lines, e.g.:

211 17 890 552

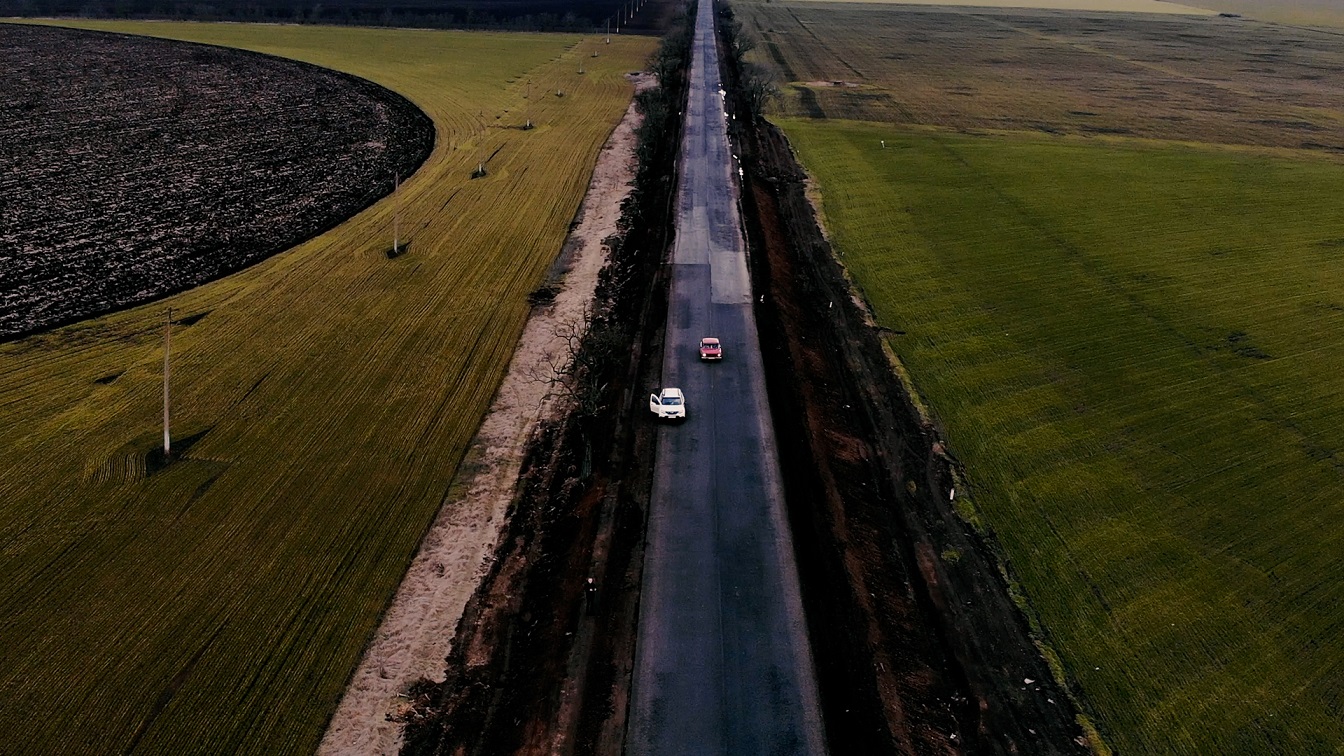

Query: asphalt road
626 1 826 753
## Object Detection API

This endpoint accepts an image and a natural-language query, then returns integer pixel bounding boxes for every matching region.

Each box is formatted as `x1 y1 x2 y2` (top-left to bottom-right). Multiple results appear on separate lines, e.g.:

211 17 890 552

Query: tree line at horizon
0 0 632 32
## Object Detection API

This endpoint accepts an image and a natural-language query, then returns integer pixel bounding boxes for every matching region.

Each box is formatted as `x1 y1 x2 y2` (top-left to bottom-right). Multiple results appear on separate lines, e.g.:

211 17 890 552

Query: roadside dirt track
319 76 650 756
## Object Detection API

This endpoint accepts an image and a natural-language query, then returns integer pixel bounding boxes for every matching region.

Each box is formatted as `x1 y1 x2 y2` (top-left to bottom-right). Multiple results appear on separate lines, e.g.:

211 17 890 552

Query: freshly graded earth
0 23 433 340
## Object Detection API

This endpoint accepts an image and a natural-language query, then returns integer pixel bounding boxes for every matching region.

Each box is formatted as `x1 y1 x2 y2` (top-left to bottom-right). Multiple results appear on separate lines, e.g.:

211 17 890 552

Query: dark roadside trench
717 5 1096 754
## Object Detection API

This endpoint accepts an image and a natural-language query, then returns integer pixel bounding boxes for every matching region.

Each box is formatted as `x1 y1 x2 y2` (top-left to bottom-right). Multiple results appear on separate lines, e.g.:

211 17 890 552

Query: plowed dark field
0 23 433 340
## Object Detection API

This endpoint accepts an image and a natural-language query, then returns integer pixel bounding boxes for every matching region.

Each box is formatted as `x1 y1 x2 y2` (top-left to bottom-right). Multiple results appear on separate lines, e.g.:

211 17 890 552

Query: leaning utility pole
163 307 171 457
393 172 400 255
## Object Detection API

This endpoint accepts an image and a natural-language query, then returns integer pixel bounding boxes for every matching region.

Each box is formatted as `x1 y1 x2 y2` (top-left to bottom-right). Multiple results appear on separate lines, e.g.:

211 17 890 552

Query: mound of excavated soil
0 23 433 340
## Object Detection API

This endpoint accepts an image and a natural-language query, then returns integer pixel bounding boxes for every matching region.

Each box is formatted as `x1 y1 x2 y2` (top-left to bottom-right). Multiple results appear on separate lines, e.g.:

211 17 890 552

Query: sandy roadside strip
318 73 652 756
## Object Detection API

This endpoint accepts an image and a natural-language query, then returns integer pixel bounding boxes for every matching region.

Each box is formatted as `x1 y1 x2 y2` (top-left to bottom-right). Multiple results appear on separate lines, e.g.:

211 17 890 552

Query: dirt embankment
317 73 654 756
719 8 1094 753
391 19 693 754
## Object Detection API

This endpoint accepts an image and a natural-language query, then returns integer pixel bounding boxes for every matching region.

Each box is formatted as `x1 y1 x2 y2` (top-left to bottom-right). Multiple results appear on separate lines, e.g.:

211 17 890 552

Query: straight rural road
626 0 826 753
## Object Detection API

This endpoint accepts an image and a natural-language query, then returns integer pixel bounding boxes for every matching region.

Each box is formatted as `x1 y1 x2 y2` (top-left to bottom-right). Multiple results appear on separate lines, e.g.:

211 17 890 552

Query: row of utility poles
605 0 647 35
159 9 643 458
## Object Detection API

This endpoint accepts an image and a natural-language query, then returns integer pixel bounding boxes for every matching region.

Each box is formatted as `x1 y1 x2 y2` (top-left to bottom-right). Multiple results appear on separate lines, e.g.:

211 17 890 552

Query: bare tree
743 62 778 122
528 305 626 478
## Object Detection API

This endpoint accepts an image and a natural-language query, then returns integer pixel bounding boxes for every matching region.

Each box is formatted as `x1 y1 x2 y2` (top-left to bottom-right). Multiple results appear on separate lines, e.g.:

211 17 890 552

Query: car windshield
662 397 682 405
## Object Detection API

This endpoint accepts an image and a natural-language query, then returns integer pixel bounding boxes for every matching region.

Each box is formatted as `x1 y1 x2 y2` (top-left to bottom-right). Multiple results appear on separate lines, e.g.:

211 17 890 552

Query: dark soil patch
527 284 561 306
146 427 213 474
175 310 211 327
0 23 434 341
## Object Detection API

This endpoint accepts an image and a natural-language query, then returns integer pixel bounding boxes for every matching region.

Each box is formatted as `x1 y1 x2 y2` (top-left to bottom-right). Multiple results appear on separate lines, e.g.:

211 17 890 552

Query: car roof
661 387 684 397
701 337 719 343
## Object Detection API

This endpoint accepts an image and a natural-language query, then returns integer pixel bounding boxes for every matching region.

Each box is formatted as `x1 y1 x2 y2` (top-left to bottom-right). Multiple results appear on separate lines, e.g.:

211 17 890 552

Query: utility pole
393 172 400 255
163 307 171 457
525 79 533 129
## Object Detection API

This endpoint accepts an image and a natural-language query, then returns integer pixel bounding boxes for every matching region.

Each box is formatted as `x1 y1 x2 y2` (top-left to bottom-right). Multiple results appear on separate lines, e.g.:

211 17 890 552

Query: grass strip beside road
780 118 1344 754
0 20 653 755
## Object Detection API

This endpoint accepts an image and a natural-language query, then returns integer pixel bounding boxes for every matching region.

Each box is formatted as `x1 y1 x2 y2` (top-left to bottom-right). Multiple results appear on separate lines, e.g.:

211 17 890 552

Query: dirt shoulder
743 132 1090 753
317 74 650 756
720 8 1094 752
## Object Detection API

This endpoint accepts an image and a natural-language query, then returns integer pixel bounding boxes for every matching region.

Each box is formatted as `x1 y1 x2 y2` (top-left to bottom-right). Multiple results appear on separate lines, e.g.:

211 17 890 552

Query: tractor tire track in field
784 6 865 81
0 23 433 341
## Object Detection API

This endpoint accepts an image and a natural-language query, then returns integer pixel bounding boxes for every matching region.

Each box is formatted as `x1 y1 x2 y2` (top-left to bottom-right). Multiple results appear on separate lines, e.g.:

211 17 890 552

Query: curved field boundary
0 20 654 756
0 22 435 341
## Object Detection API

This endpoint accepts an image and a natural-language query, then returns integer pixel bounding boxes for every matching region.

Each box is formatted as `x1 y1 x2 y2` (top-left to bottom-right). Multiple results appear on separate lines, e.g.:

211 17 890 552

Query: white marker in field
525 80 533 130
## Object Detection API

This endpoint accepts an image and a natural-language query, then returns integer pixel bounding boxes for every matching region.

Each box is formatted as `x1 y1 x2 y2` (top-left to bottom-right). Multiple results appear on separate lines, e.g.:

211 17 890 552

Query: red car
699 337 722 361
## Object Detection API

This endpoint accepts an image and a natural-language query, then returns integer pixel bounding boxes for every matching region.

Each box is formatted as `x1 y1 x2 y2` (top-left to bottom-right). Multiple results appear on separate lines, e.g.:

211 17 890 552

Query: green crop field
737 0 1344 752
0 20 652 755
785 122 1344 752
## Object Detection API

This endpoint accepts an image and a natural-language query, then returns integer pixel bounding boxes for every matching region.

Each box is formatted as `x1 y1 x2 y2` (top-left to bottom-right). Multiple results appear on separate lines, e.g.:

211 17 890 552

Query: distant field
741 1 1344 150
784 0 1344 25
797 0 1212 14
1187 0 1344 27
0 20 652 755
735 0 1344 752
